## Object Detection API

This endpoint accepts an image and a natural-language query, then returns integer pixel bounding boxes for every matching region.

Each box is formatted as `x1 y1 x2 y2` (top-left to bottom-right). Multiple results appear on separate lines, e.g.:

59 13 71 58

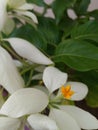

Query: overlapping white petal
7 0 38 24
5 38 53 65
49 108 81 130
28 114 59 130
18 3 34 10
0 88 49 118
16 11 38 23
43 66 68 93
0 0 7 31
60 105 98 129
13 60 23 67
32 73 43 80
0 46 24 94
65 81 88 101
0 117 20 130
35 65 46 72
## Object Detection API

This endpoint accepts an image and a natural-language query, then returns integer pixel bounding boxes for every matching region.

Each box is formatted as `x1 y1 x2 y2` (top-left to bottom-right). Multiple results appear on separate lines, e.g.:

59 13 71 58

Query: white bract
5 37 53 65
0 46 24 94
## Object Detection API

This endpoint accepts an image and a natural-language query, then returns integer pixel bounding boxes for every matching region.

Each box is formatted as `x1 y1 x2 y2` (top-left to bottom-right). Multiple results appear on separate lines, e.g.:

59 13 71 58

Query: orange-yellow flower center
61 85 74 99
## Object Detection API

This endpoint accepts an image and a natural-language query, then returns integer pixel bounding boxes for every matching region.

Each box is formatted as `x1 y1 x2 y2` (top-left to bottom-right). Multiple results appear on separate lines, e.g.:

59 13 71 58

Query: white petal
5 38 53 65
16 11 38 23
60 105 98 129
33 85 49 96
3 17 15 35
32 73 43 80
18 3 34 10
0 46 24 94
8 0 26 8
13 60 23 67
44 9 55 19
0 117 20 130
28 114 58 130
49 108 80 130
65 81 88 101
35 65 46 72
0 88 49 118
0 0 7 31
44 0 54 5
43 66 68 93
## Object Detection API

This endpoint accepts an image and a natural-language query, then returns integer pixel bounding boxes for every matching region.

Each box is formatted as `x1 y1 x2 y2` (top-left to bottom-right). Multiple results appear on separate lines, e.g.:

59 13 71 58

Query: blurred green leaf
52 0 76 23
71 20 98 42
10 24 47 51
53 40 98 71
76 71 98 107
59 17 77 38
38 17 61 46
87 10 98 20
26 0 45 6
87 85 98 107
73 0 90 15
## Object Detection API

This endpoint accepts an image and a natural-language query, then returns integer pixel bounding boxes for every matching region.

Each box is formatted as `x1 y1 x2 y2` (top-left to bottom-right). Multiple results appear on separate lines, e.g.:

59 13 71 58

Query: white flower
27 66 98 130
43 66 98 130
43 66 88 100
0 66 98 130
5 37 53 65
0 0 38 33
0 46 24 94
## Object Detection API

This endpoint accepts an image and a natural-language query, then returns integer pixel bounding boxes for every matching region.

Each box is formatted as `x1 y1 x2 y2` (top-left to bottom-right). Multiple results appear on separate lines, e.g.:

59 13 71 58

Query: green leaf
87 85 98 107
59 17 77 38
38 17 61 46
10 24 47 51
26 0 45 6
52 0 76 23
71 20 98 42
73 0 90 15
88 10 98 20
53 40 98 71
76 71 98 107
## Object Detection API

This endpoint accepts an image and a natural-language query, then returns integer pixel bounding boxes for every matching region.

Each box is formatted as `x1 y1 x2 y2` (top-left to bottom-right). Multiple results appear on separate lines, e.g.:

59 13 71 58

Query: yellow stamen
61 85 74 99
